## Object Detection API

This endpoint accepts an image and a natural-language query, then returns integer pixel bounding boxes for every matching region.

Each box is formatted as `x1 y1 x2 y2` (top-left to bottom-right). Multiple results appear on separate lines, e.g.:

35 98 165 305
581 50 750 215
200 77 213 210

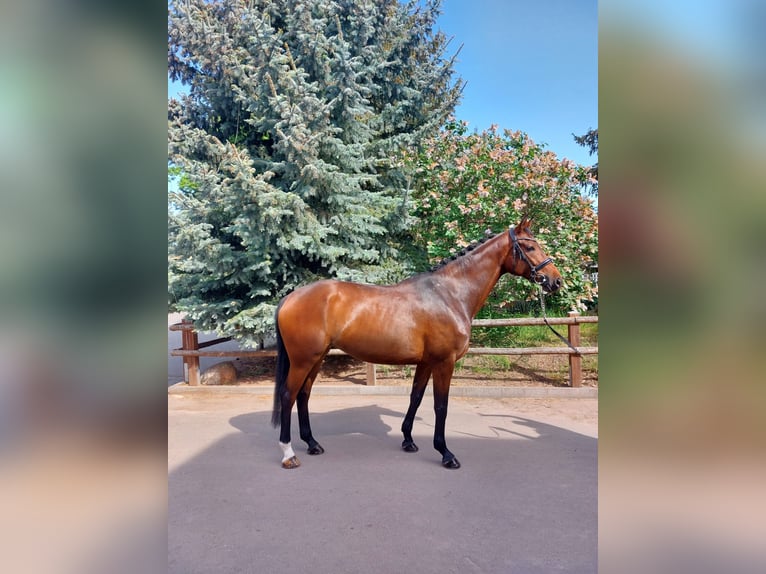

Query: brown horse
271 218 562 469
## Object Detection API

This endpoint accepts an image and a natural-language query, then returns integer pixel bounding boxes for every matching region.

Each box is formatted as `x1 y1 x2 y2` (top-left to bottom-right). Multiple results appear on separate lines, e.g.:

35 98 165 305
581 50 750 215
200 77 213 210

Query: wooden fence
170 312 597 387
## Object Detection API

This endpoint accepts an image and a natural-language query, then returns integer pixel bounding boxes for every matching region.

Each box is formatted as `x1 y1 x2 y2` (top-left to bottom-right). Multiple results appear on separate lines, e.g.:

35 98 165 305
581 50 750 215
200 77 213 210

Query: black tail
271 299 290 428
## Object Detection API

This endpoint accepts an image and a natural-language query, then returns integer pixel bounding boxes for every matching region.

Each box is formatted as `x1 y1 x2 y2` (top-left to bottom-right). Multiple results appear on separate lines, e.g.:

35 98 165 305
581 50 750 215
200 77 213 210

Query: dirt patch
236 353 598 388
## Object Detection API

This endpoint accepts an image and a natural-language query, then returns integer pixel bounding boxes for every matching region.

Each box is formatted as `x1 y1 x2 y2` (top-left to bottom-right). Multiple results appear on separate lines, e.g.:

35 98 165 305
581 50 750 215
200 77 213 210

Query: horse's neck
433 235 509 320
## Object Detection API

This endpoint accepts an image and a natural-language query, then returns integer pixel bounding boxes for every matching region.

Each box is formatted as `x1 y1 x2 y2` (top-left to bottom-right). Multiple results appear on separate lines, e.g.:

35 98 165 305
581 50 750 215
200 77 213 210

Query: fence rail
170 312 598 387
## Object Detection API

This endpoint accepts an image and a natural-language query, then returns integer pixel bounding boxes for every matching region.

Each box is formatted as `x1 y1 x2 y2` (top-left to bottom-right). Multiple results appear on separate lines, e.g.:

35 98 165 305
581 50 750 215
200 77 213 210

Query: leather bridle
508 227 579 353
509 227 553 285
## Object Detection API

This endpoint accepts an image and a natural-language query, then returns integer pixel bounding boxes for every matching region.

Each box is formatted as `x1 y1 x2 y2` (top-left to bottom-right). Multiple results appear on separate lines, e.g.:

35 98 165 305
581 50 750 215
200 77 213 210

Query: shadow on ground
169 403 596 574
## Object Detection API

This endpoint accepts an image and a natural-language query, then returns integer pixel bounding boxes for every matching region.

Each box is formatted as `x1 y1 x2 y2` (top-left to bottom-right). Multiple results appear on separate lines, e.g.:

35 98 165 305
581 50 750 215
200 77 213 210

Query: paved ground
169 392 597 574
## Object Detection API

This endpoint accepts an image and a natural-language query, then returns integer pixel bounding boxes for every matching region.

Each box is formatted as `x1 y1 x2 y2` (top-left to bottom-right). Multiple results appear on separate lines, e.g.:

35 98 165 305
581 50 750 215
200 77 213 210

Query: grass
471 320 598 348
464 355 514 376
465 319 599 385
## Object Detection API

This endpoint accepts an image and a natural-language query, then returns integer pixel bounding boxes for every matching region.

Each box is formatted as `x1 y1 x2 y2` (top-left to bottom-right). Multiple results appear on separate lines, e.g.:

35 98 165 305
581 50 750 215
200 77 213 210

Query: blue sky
437 0 597 167
169 0 598 167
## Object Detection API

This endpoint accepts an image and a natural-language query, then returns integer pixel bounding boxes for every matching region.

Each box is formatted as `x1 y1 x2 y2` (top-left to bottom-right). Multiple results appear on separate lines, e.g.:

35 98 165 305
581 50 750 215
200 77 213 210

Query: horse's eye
525 245 535 252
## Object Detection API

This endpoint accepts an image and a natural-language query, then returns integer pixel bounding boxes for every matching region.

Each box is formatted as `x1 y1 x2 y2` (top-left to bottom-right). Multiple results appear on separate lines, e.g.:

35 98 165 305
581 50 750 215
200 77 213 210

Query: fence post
181 320 201 386
365 363 376 386
567 311 582 387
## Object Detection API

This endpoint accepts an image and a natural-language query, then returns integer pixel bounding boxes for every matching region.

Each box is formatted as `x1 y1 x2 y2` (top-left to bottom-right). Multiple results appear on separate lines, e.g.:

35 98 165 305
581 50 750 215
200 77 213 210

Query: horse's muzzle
541 276 563 293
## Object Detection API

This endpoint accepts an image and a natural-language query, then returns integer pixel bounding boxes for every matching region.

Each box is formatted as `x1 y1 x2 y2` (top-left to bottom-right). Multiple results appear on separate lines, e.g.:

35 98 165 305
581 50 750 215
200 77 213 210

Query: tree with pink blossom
402 120 598 315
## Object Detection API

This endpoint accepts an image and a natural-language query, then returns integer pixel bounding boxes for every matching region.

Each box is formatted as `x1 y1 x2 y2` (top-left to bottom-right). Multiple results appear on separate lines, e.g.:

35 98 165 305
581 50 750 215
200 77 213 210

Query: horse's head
503 217 563 293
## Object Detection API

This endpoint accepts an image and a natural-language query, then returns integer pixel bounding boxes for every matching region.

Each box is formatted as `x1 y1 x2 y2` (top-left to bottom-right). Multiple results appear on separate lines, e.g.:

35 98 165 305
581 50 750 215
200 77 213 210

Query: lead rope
537 285 581 355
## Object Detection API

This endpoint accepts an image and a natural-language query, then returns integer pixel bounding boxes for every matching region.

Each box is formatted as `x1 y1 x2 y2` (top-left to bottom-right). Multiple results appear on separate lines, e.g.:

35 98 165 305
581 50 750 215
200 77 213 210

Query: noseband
509 227 553 284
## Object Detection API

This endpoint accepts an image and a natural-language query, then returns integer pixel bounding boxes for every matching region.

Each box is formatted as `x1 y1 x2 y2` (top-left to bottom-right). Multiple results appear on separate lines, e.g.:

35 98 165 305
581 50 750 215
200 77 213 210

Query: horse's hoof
281 456 301 469
307 444 324 455
442 457 461 469
402 440 419 453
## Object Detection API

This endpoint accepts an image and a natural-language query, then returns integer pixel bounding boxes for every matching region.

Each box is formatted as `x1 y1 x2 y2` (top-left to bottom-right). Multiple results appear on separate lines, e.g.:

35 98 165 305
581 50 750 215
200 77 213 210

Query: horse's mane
429 230 496 272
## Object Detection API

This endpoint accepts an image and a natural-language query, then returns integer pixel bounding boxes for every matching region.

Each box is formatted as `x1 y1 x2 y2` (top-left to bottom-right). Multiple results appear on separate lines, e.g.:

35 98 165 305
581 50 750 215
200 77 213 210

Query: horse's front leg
432 361 460 469
401 364 432 452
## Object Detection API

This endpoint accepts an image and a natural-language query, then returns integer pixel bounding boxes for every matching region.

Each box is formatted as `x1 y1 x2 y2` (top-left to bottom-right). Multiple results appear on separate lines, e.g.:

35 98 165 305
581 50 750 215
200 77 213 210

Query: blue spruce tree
169 0 463 342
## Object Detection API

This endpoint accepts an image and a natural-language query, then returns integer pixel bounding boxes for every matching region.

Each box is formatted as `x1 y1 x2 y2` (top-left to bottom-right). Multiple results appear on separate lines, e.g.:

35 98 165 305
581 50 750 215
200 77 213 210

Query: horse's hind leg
297 358 325 455
278 382 300 469
279 360 320 469
401 364 432 453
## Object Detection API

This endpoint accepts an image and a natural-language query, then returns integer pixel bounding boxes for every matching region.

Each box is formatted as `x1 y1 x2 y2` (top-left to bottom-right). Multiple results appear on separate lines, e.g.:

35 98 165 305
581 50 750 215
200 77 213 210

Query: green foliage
168 0 462 343
573 127 598 196
403 120 598 314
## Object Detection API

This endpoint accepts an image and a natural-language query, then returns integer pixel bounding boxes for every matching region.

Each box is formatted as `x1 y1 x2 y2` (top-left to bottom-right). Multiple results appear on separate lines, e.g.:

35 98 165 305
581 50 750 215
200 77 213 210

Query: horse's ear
516 215 533 231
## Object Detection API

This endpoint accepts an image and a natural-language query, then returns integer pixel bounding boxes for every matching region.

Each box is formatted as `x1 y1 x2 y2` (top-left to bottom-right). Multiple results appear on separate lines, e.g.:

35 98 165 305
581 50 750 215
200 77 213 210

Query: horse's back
279 279 411 336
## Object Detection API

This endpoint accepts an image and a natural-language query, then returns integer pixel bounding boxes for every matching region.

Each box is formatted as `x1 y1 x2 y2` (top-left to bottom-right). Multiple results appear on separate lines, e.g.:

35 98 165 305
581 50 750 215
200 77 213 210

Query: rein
537 285 581 355
508 227 580 355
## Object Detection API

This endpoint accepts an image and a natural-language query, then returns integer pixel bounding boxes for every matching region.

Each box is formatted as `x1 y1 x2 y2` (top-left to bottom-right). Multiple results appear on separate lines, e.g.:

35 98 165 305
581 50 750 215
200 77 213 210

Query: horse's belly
335 331 424 365
333 314 463 365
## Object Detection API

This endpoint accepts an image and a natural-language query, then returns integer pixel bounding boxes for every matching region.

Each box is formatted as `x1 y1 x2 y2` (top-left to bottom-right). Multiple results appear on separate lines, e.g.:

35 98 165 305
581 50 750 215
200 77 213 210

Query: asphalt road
169 393 597 574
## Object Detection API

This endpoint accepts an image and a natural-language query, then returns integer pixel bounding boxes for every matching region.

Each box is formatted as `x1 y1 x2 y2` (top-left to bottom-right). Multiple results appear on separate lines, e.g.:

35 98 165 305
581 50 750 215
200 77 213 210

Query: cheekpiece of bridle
509 227 553 285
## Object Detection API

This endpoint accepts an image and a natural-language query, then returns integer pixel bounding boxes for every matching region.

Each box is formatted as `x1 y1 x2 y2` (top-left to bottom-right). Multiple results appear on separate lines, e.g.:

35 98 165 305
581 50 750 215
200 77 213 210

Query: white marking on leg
279 441 295 463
